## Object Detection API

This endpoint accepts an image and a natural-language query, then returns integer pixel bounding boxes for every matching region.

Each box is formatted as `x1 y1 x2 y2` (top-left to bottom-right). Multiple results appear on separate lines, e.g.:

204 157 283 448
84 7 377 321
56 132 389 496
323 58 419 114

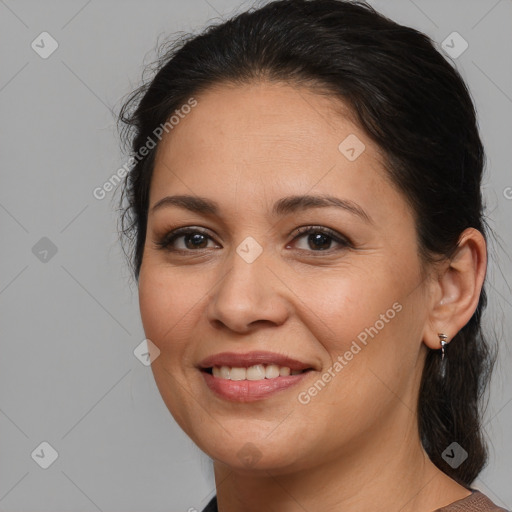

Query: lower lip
201 370 311 402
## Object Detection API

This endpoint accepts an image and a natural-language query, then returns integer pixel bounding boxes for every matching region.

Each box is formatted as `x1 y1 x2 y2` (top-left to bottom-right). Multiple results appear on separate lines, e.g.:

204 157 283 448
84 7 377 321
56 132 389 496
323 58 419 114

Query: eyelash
153 225 352 255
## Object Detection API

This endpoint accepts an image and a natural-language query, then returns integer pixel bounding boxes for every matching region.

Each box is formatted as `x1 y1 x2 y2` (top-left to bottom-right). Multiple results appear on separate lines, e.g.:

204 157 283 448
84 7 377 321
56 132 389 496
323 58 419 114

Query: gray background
0 0 511 510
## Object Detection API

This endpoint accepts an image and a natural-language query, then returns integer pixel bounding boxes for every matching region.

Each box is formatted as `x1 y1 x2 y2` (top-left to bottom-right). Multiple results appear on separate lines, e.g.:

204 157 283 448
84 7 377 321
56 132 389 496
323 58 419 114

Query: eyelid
154 224 352 253
288 225 352 251
290 225 350 242
153 226 217 250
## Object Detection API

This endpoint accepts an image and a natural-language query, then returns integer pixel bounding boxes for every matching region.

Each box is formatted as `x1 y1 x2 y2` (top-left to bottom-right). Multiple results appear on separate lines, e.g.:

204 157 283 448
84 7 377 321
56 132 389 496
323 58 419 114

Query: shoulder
200 495 218 512
198 492 509 512
435 490 510 512
198 491 510 512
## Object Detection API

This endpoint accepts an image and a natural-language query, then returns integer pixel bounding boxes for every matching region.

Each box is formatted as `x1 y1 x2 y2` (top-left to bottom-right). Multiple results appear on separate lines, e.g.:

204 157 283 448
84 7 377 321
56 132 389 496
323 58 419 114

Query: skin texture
137 81 487 511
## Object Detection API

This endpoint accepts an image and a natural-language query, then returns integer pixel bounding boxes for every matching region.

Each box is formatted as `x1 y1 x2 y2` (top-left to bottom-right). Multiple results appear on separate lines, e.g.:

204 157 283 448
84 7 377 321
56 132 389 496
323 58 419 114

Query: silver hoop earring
438 333 448 362
438 333 449 378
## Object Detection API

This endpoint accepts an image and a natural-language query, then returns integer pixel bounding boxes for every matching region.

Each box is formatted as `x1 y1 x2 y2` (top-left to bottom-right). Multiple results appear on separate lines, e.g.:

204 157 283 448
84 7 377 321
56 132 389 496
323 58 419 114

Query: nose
206 248 291 333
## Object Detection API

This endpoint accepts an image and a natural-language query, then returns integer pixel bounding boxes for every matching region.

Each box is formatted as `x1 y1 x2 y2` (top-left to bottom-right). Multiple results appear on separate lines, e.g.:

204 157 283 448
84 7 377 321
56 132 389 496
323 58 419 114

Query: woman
117 0 508 510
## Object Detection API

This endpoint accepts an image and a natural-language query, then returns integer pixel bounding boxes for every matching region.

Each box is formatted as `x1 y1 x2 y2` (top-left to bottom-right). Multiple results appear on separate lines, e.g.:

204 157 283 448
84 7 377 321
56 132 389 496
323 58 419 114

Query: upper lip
198 351 315 371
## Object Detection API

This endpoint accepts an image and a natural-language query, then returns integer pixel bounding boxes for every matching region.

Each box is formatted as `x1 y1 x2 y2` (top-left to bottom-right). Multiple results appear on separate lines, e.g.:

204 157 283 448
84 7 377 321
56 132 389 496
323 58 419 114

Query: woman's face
138 81 433 474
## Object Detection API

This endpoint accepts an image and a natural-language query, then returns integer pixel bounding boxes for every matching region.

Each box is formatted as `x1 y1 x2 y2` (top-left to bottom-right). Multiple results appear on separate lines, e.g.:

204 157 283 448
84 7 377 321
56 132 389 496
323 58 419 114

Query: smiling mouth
202 364 312 381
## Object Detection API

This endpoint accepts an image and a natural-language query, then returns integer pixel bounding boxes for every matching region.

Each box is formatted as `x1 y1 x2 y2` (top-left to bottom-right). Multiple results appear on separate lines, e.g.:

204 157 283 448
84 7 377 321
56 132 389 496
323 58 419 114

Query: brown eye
154 225 351 254
289 226 351 252
154 228 219 252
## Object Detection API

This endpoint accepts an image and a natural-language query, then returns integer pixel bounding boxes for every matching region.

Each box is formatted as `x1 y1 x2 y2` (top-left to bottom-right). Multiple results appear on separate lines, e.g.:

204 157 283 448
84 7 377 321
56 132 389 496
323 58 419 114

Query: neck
211 407 470 512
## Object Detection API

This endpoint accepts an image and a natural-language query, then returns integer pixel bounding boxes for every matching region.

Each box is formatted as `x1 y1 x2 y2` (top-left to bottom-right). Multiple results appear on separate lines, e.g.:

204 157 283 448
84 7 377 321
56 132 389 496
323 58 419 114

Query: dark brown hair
117 0 496 486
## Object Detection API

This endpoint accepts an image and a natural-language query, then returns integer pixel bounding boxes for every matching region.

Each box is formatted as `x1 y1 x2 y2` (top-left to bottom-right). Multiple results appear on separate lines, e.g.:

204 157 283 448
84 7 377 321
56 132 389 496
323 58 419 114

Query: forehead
150 81 395 214
157 80 370 157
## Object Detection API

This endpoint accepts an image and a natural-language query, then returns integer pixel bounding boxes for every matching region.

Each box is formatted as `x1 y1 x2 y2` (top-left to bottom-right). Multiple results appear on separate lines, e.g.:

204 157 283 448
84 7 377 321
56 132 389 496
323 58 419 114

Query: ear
423 228 487 350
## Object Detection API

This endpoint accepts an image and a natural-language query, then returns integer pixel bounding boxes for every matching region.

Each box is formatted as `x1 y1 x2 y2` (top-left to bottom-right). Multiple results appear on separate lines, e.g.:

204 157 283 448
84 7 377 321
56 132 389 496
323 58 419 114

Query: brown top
201 490 510 511
434 490 509 511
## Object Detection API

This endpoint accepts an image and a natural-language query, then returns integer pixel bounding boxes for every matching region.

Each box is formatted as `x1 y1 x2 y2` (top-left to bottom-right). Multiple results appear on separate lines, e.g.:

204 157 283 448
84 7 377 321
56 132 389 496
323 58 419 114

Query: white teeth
209 364 307 380
265 364 280 379
220 366 230 379
229 367 247 381
247 364 266 380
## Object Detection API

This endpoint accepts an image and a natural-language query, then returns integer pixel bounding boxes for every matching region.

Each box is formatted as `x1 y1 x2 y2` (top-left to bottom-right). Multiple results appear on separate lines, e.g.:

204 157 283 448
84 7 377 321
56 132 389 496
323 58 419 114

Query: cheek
137 265 204 429
138 272 168 343
286 264 399 350
138 264 199 352
300 271 424 408
287 261 422 407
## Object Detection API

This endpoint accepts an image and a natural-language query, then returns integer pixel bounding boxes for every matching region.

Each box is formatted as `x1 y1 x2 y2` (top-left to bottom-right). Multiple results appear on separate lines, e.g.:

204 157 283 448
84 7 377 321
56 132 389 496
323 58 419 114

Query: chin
193 430 311 474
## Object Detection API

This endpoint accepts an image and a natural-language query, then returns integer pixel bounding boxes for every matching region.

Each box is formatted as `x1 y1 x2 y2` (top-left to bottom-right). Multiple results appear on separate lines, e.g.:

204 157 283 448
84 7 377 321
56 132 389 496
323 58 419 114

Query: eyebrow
150 194 373 223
